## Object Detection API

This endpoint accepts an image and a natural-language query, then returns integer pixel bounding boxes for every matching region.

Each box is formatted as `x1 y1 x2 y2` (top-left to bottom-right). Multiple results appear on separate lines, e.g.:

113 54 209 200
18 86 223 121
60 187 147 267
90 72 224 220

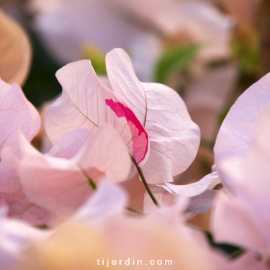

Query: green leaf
80 45 107 75
188 224 245 259
205 230 245 259
230 30 259 75
154 45 200 83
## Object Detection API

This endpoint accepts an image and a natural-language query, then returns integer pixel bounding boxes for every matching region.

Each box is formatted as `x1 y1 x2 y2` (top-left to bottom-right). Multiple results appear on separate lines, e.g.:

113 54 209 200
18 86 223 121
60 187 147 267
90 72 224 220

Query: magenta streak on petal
105 99 148 165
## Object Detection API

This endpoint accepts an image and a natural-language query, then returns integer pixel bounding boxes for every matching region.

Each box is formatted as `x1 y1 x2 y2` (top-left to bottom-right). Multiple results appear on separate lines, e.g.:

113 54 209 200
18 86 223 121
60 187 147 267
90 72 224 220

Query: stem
126 207 144 215
229 249 245 259
78 165 97 190
131 156 159 207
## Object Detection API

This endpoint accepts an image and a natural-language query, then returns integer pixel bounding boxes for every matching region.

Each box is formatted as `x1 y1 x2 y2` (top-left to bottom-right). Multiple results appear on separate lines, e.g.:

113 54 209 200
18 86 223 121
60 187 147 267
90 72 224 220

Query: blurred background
0 0 266 228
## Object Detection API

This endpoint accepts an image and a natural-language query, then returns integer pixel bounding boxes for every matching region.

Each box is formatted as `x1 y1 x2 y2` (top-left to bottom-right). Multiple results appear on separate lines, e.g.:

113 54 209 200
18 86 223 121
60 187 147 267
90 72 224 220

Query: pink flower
45 57 149 166
211 73 270 265
20 181 216 270
106 48 200 183
0 79 52 225
45 48 200 185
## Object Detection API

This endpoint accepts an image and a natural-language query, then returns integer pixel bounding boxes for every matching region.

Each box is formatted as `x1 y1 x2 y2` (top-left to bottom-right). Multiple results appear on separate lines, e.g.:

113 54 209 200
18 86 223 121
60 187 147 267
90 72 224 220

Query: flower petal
73 180 127 222
0 80 40 155
106 48 200 183
19 126 131 216
48 129 91 159
0 207 47 270
214 73 270 185
45 60 149 165
144 172 220 217
211 191 267 254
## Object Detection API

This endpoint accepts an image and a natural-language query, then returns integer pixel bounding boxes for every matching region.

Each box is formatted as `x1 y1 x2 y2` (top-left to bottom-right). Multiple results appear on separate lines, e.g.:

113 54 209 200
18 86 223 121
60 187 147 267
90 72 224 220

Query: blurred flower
214 73 270 188
144 171 220 219
0 79 52 225
0 201 49 270
210 73 270 266
20 181 215 270
28 0 233 81
28 0 144 65
212 108 270 260
0 8 31 85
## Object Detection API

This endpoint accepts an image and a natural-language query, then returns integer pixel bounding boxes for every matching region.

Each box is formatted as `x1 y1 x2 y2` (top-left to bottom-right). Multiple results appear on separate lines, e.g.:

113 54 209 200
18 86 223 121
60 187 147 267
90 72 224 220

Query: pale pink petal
211 191 268 255
0 80 54 225
214 73 270 185
212 109 270 255
8 199 55 226
0 80 40 194
164 172 220 197
0 80 41 155
73 180 127 222
0 209 48 270
0 147 20 195
48 129 91 159
102 202 214 270
45 60 149 165
106 48 200 183
0 148 54 226
19 126 131 216
144 172 220 217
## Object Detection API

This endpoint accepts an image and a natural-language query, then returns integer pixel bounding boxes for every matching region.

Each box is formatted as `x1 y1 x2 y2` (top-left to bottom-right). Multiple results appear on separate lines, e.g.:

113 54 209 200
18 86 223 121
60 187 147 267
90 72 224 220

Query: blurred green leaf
189 224 245 259
80 45 106 75
205 230 245 259
154 45 200 84
231 30 259 75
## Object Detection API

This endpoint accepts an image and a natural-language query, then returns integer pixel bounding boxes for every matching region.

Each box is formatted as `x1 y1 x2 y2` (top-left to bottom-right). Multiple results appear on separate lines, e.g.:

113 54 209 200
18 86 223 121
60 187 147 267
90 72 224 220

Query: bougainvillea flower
0 79 52 225
28 0 146 64
19 181 266 270
19 126 131 217
144 172 220 218
212 108 270 261
210 73 270 266
20 181 215 270
45 59 149 166
0 9 31 86
0 80 40 156
0 202 48 270
106 48 200 183
214 73 270 188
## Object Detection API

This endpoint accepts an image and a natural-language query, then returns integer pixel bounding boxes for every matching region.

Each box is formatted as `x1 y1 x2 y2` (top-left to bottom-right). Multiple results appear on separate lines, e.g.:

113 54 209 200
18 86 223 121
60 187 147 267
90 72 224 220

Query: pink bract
19 126 131 217
0 79 52 225
45 59 149 166
106 48 200 183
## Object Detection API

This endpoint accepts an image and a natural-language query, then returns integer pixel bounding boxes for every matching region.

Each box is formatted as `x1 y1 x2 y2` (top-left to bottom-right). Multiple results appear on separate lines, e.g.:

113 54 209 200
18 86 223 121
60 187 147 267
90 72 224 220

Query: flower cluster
1 46 270 270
